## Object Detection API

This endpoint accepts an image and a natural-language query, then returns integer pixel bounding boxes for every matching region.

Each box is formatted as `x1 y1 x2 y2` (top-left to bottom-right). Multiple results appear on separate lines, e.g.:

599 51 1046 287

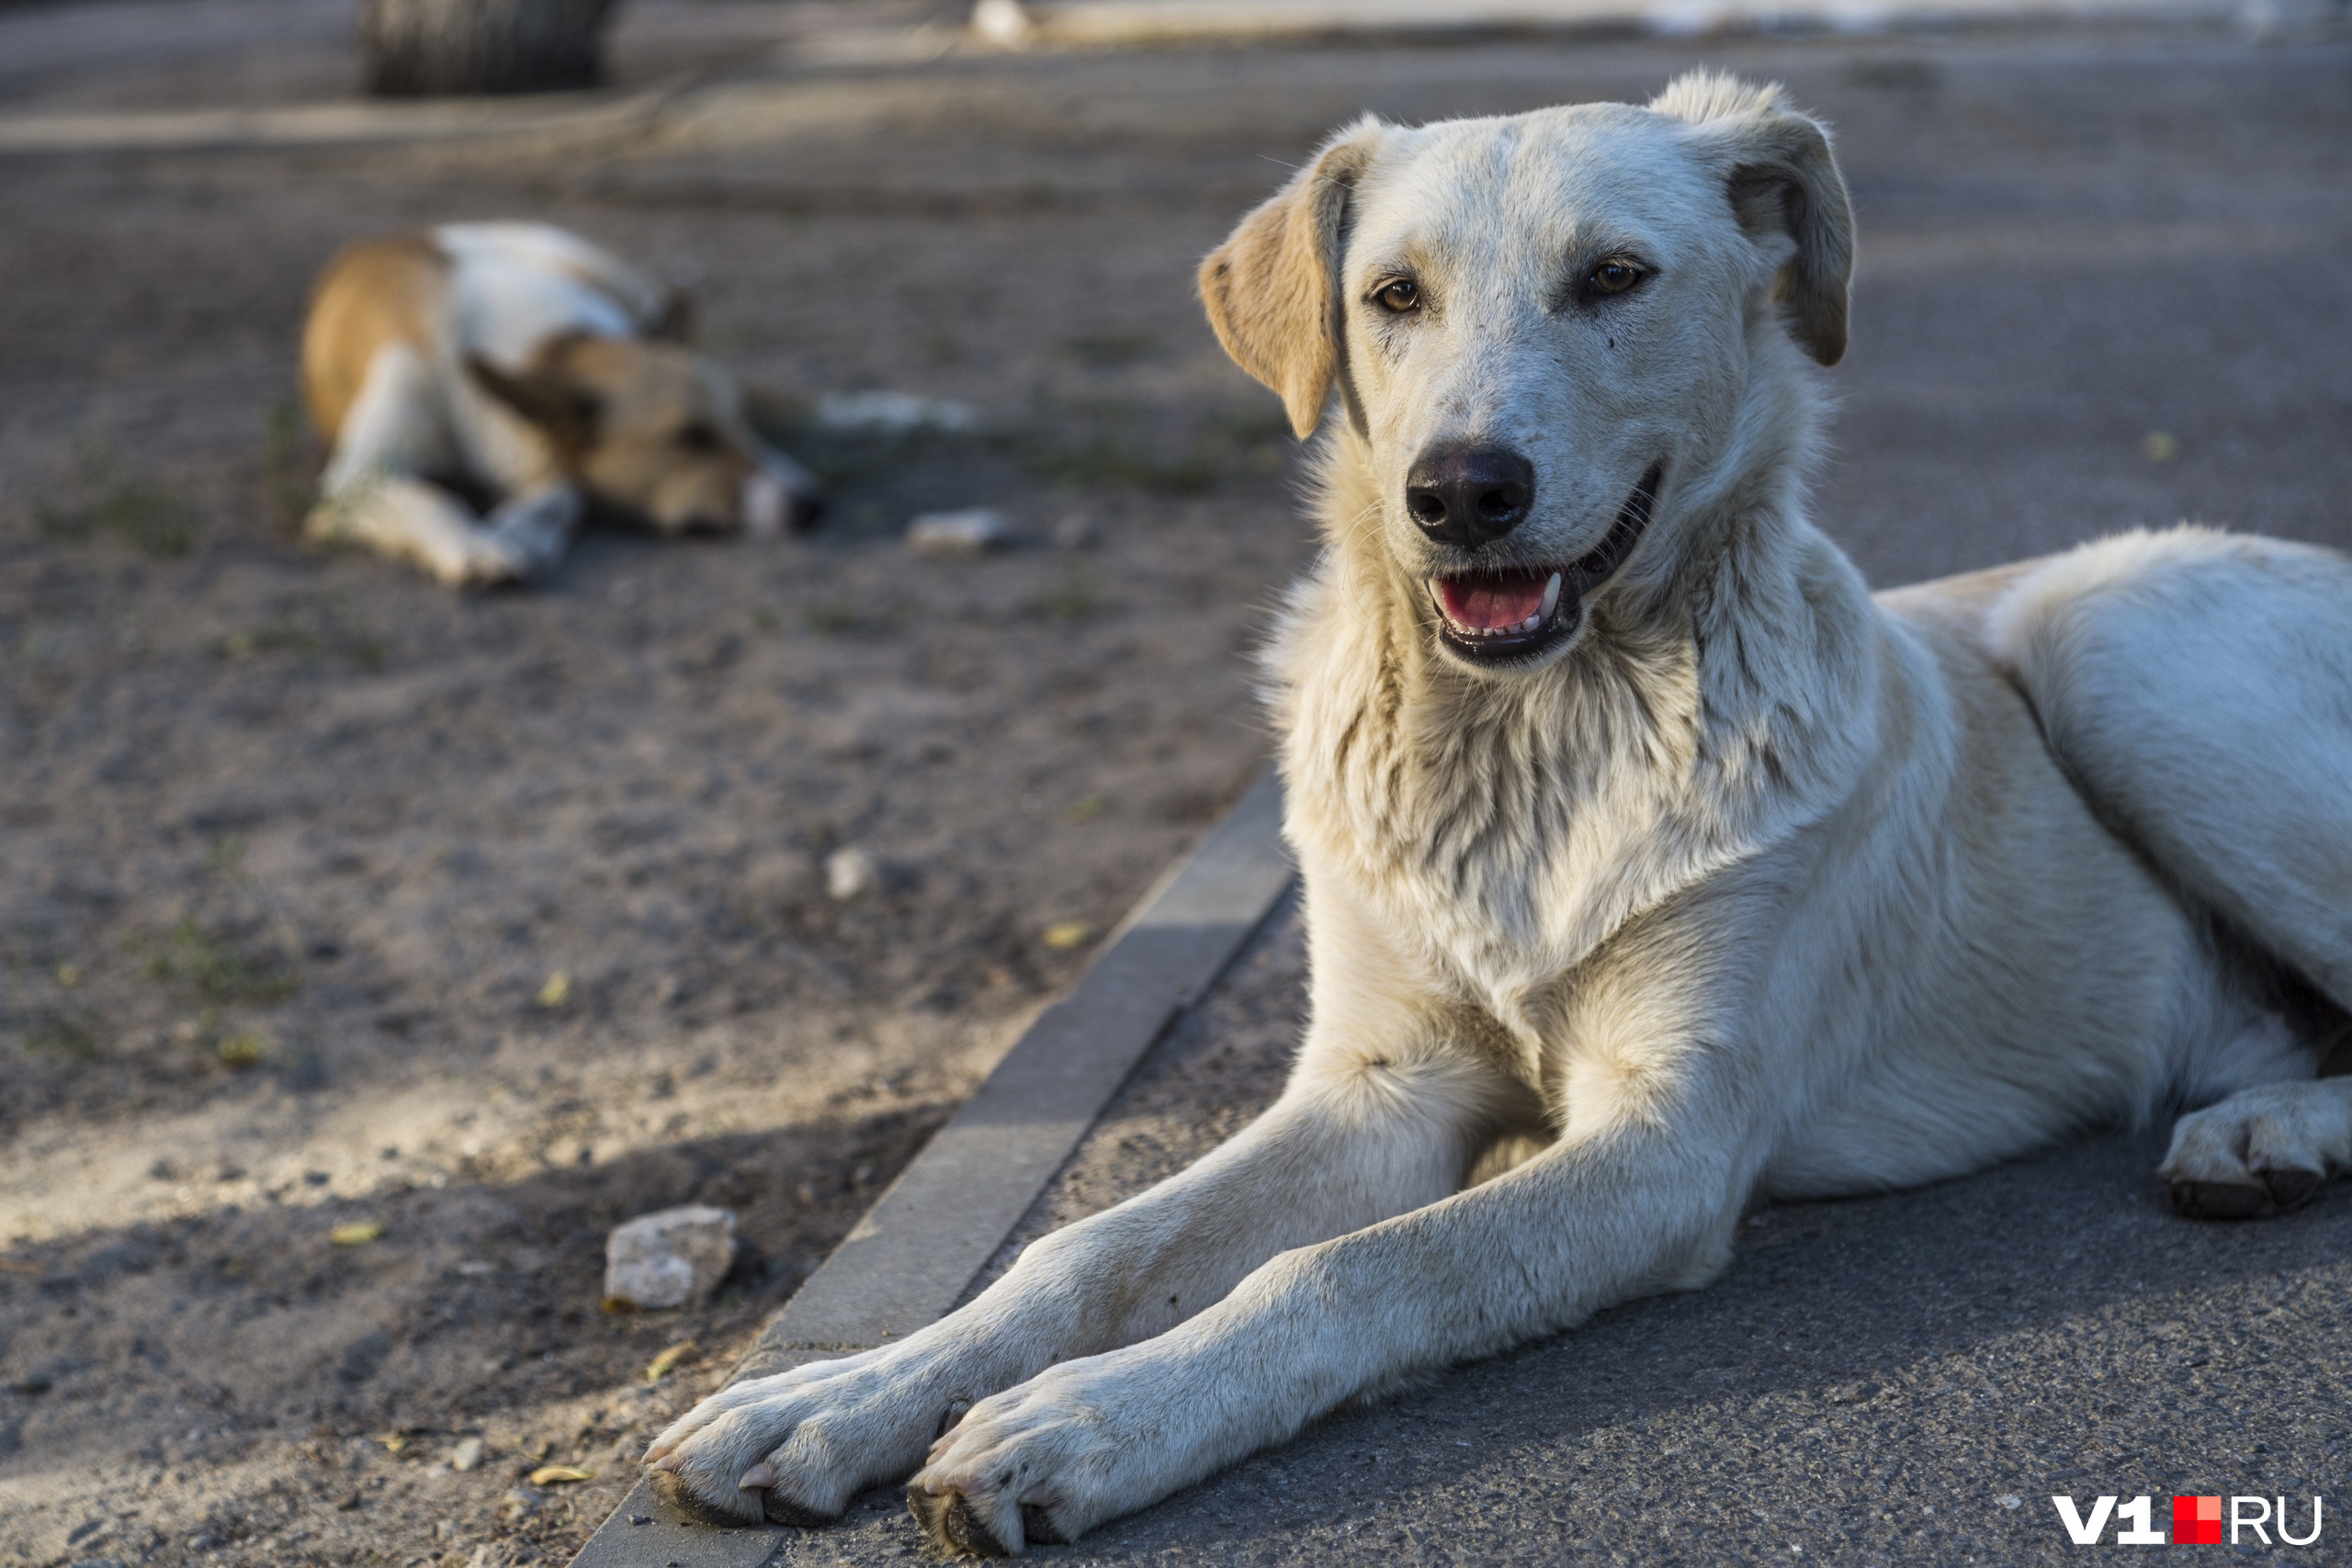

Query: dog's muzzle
1427 461 1663 665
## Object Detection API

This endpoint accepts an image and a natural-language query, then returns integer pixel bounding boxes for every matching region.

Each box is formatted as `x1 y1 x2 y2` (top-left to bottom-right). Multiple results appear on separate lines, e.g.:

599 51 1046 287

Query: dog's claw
762 1488 841 1529
739 1463 777 1491
1021 1504 1068 1545
2170 1179 2267 1220
2258 1166 2324 1212
650 1468 762 1527
908 1486 1013 1557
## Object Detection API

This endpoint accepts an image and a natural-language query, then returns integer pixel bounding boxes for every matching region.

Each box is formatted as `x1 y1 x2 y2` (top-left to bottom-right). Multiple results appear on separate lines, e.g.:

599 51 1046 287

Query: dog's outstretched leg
899 1068 1749 1554
482 485 582 579
644 1018 1511 1537
307 473 534 589
2162 1077 2352 1219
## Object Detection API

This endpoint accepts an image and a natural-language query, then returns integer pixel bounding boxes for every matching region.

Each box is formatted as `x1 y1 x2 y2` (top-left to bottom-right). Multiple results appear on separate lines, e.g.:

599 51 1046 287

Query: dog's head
467 333 822 537
1202 72 1851 675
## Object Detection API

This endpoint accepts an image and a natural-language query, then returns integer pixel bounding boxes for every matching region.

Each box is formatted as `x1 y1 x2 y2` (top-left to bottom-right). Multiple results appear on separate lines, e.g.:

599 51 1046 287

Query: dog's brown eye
676 421 720 453
1588 258 1644 297
1375 278 1419 313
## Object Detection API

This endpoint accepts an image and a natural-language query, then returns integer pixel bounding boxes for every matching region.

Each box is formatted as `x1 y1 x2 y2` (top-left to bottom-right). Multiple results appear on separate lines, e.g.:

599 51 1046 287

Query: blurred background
2 1 2348 1564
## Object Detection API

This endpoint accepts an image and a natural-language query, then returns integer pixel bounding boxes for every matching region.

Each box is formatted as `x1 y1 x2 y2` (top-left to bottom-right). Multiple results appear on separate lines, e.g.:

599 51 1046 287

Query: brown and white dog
646 73 2352 1554
300 222 820 587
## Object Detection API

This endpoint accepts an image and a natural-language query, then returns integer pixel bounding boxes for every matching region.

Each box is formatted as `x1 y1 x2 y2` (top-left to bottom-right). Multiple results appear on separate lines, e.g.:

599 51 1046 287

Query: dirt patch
0 6 1316 1563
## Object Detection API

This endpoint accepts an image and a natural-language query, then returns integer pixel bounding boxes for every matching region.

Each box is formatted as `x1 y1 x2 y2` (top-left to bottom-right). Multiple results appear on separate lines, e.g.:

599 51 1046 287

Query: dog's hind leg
311 472 537 588
309 341 546 587
1988 526 2352 1013
1991 528 2352 1214
2162 1074 2352 1219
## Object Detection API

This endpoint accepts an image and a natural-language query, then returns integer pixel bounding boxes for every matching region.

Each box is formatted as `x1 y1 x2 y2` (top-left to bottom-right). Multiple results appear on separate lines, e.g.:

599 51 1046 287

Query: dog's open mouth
1429 462 1662 664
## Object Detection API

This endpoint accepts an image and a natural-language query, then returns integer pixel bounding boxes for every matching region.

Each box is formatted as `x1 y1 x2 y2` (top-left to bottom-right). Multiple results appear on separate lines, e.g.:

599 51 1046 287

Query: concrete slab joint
568 770 1294 1566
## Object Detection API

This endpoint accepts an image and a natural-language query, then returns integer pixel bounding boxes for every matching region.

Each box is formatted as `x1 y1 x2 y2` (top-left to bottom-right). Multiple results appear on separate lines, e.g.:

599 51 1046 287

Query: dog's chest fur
1268 491 1878 1047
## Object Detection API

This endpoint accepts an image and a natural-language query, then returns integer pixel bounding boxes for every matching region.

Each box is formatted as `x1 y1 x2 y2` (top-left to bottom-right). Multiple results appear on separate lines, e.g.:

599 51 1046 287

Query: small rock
814 390 977 435
741 851 819 913
498 1488 542 1524
1052 512 1100 550
604 1205 737 1311
825 846 880 902
448 1436 484 1472
905 509 1012 557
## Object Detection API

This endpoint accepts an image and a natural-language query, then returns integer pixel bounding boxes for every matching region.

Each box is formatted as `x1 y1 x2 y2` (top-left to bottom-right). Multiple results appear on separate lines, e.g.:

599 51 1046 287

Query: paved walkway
779 902 2352 1565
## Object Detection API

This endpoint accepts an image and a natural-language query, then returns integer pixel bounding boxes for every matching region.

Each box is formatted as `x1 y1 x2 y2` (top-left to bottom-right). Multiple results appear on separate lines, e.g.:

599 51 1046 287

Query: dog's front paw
2161 1083 2343 1220
644 1347 954 1528
906 1359 1187 1557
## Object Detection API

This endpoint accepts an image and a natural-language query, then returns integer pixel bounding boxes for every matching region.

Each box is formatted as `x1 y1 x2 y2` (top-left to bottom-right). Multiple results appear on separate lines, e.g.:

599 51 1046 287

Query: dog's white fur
300 222 820 587
645 74 2352 1553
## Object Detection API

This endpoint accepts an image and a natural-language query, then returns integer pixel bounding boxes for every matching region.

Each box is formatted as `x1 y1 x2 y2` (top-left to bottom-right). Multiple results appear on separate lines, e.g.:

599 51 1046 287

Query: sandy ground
2 5 2348 1566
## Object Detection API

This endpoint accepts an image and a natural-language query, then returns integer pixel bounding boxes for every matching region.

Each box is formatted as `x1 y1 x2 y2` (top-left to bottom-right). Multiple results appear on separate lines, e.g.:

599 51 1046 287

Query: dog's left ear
1654 73 1854 367
1199 117 1386 439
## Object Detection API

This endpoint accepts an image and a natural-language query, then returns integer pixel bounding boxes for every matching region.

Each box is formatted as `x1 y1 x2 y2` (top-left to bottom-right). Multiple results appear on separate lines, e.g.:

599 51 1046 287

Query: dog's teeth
1540 572 1561 618
1519 615 1541 633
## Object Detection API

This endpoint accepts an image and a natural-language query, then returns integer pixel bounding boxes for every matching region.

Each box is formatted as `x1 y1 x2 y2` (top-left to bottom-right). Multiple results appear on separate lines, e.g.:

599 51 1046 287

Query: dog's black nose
1404 446 1535 546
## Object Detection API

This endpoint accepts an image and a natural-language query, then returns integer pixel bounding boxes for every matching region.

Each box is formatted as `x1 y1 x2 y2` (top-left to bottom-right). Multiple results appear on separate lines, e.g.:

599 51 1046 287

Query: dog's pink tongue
1439 573 1546 630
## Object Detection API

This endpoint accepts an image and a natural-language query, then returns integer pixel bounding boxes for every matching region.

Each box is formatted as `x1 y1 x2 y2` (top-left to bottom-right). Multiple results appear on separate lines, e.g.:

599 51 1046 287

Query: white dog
299 222 820 587
645 73 2352 1553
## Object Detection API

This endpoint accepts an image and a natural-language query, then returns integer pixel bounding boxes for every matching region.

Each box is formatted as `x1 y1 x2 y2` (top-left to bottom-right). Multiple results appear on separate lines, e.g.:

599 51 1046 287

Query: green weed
266 397 318 531
1028 564 1101 623
37 446 202 558
21 1015 100 1061
144 918 300 1005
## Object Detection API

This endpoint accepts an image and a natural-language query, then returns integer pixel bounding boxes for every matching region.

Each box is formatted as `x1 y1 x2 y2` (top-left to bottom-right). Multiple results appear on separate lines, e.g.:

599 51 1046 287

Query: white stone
971 0 1035 47
814 390 977 435
603 1205 737 1311
825 845 880 901
448 1436 485 1472
905 508 1012 557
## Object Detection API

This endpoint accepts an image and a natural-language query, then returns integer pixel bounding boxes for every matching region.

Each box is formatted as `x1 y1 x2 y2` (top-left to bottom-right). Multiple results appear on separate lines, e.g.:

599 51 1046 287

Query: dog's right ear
1199 118 1385 440
465 344 603 459
1653 72 1854 367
